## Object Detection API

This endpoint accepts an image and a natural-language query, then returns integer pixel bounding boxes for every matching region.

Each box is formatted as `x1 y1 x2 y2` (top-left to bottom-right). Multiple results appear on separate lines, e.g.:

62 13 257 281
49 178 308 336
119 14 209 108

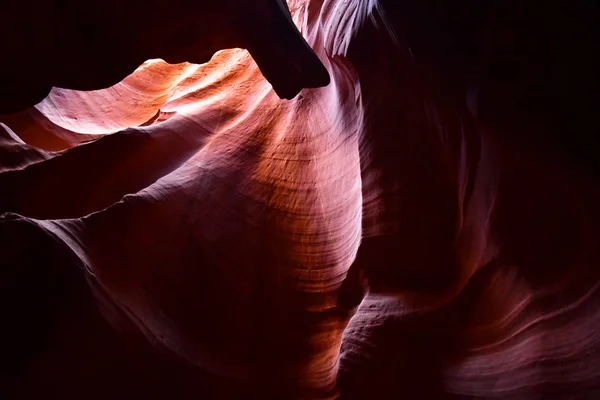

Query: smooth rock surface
1 1 600 399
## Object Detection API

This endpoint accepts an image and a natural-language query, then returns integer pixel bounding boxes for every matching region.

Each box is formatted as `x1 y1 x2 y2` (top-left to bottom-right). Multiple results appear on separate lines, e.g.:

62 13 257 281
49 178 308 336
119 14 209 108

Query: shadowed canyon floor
2 0 600 398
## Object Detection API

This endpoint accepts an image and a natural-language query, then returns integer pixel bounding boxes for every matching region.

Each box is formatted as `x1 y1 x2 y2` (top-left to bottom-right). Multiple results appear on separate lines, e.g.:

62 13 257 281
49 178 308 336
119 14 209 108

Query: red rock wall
1 1 600 399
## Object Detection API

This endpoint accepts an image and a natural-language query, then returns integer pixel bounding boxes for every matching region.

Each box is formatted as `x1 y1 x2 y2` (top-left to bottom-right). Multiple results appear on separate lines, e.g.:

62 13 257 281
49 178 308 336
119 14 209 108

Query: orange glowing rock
1 1 600 399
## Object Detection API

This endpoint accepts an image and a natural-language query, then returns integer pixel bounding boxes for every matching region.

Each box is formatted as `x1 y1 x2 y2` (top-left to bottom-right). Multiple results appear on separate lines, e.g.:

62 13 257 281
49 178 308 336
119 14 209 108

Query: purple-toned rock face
1 1 600 399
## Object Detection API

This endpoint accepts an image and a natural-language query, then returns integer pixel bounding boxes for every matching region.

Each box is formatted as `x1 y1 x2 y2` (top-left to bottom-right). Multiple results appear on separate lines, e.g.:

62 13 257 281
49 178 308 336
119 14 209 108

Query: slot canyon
1 0 600 398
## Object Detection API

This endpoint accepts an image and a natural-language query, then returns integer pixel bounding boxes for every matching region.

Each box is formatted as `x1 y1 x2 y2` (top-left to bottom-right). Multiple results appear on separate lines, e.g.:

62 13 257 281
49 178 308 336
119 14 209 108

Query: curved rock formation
1 0 600 399
1 0 330 113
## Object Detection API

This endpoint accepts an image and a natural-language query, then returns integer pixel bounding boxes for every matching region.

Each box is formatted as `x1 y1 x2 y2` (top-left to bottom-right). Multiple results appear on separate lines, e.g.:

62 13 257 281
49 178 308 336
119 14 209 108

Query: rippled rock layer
1 0 600 399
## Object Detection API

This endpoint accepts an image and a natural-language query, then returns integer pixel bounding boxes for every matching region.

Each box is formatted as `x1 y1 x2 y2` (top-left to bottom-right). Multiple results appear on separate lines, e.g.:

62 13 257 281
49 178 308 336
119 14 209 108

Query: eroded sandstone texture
1 0 600 399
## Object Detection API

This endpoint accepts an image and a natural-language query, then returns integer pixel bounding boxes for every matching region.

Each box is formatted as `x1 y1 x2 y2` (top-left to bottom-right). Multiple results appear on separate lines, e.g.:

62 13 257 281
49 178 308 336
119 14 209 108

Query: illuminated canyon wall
1 0 600 399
